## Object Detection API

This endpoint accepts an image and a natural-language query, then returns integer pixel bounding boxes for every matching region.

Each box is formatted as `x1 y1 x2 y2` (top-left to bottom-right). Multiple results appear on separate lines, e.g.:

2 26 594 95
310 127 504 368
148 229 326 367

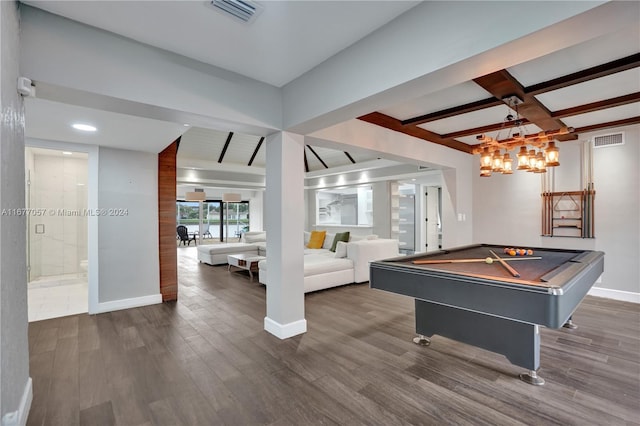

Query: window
176 199 249 241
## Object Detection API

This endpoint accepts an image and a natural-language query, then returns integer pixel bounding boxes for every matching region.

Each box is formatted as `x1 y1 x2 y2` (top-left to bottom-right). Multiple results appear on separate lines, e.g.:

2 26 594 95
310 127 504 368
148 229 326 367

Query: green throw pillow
330 232 350 252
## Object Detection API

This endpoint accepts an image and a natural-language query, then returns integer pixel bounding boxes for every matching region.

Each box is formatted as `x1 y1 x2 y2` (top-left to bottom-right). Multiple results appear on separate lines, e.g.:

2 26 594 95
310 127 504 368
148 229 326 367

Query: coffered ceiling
363 26 639 153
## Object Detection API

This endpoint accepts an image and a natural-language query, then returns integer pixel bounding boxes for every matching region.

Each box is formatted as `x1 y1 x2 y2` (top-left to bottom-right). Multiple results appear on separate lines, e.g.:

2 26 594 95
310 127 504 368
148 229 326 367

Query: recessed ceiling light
72 123 97 132
183 123 190 127
62 151 73 155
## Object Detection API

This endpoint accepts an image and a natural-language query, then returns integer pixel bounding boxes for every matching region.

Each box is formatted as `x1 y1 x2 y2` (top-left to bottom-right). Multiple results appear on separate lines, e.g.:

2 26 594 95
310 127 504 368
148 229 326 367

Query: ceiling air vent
593 132 624 149
208 0 263 24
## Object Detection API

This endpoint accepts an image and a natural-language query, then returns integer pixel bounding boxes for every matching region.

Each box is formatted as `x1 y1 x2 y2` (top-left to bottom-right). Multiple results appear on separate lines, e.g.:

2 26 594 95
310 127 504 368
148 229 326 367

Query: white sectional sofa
198 230 400 293
197 231 266 265
258 236 400 293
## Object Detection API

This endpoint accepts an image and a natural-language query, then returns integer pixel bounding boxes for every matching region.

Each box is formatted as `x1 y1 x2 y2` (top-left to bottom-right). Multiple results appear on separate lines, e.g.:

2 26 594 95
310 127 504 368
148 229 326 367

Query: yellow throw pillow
306 230 326 249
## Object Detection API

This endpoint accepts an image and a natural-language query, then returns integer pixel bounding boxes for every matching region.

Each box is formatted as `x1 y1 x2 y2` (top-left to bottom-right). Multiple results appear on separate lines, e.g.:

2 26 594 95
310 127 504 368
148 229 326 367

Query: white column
264 132 306 339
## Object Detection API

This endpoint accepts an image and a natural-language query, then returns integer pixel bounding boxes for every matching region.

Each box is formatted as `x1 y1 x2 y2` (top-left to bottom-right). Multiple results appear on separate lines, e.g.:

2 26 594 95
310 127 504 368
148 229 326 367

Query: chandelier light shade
517 146 530 170
492 151 504 172
185 191 206 201
534 152 547 173
473 94 570 177
545 141 560 166
480 147 493 170
528 149 538 171
502 153 513 174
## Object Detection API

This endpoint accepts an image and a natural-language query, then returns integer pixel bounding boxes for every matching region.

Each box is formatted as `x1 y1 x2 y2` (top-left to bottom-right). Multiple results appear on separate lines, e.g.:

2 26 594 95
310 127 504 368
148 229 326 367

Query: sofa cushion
242 231 266 243
304 248 332 256
330 232 350 252
197 243 258 255
307 230 326 249
303 255 353 276
334 241 348 258
258 254 352 277
322 233 335 250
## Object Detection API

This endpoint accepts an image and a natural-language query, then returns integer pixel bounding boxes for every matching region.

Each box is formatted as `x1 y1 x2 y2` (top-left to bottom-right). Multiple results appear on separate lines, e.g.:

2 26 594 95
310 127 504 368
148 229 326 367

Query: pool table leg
562 315 578 329
519 370 545 386
412 335 431 346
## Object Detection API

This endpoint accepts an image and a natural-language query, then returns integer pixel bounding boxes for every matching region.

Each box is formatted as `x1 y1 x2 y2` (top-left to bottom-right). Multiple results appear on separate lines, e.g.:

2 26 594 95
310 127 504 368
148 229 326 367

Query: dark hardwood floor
28 247 640 425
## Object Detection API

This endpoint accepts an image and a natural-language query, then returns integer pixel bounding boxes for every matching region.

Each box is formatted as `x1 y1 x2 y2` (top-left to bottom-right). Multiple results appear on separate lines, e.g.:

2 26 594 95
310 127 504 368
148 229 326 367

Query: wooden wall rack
541 187 595 238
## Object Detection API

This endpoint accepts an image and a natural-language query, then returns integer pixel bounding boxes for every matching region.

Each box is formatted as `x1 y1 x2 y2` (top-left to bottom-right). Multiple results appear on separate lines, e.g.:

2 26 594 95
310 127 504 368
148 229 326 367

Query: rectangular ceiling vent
208 0 263 24
593 132 624 149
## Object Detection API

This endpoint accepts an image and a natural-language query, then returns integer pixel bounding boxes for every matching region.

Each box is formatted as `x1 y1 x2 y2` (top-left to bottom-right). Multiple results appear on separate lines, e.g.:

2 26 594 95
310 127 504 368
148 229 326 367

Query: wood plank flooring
28 247 640 425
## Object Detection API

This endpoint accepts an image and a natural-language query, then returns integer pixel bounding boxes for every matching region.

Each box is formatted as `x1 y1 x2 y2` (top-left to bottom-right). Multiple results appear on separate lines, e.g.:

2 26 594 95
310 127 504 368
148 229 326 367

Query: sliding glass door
222 201 249 242
176 200 249 242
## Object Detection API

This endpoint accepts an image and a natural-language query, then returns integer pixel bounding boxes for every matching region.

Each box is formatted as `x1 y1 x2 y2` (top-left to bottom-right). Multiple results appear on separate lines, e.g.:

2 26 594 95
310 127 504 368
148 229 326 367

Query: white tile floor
28 274 88 322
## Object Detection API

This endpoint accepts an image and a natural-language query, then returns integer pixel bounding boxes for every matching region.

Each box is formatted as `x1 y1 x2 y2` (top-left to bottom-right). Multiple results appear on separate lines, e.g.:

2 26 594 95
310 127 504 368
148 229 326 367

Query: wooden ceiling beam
442 118 532 139
526 53 640 96
401 97 502 126
473 69 568 132
553 92 640 119
358 112 473 154
574 116 640 134
217 131 234 163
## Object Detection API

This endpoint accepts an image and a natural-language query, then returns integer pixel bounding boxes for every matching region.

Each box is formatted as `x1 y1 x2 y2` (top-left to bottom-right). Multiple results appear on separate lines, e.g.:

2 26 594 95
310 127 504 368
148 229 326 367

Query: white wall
473 124 639 299
0 1 31 422
98 147 160 305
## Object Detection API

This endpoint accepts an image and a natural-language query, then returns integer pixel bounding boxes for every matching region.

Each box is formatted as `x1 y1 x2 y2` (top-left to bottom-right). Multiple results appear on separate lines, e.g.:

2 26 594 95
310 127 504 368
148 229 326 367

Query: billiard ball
527 249 534 255
485 257 493 264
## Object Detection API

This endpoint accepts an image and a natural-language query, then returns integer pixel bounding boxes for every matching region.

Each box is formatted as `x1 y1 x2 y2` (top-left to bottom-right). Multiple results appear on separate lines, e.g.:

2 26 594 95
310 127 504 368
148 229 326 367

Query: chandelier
473 95 571 177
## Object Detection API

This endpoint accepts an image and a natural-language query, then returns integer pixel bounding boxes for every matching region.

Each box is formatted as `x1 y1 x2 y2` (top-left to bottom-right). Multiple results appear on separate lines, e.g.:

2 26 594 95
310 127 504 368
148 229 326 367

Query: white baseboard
1 377 32 426
264 317 307 339
93 293 162 314
589 287 639 304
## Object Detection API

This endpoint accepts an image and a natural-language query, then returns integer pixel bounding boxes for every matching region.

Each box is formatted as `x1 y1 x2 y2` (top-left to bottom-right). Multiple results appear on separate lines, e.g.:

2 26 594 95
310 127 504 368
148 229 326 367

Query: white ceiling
21 0 419 170
22 0 420 88
20 1 640 175
25 98 188 153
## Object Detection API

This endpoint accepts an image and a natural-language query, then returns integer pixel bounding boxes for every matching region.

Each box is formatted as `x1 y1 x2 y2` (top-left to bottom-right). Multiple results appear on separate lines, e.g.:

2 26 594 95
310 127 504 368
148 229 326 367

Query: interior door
425 186 440 252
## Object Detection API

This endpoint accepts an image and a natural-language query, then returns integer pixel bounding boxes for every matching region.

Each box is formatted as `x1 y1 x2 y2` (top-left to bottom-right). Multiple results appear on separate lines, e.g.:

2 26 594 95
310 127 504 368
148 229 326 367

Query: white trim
264 317 307 339
94 294 162 314
1 377 32 426
588 287 639 304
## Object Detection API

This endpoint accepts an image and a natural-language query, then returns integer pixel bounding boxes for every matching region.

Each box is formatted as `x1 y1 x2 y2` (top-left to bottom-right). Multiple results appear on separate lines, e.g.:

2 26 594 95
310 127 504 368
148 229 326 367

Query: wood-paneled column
158 138 179 301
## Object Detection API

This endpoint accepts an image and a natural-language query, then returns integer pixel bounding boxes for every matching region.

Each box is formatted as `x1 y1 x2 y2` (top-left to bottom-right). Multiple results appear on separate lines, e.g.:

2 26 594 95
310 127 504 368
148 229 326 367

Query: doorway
26 147 88 321
425 186 442 252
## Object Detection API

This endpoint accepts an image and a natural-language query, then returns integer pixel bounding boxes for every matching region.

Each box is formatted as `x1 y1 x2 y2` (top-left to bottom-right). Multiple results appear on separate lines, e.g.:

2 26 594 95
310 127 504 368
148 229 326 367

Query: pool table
369 243 604 385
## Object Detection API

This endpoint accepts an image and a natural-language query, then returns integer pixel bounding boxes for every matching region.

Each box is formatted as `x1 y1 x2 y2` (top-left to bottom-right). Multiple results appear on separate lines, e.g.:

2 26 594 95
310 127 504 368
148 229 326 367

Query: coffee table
227 253 265 280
